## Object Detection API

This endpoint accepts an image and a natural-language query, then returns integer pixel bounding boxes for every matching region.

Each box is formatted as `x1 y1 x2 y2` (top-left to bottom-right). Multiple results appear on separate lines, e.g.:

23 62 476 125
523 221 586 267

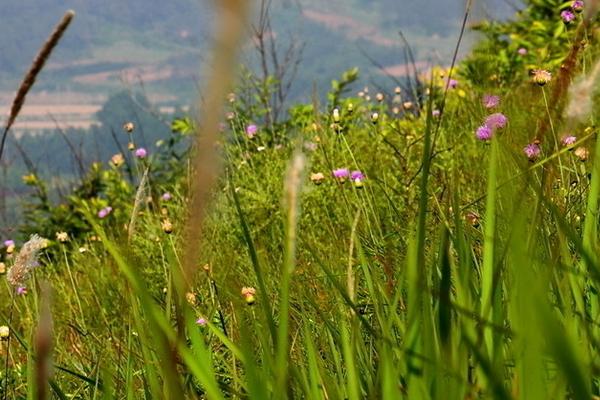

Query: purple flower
432 109 441 117
134 148 147 158
523 143 541 161
561 135 577 147
161 192 172 201
485 113 508 129
16 286 27 296
476 125 493 141
448 79 458 89
98 206 113 219
246 124 258 138
332 168 350 180
196 317 207 326
4 240 14 248
561 9 576 23
482 94 500 109
517 47 528 55
351 170 365 181
572 0 584 12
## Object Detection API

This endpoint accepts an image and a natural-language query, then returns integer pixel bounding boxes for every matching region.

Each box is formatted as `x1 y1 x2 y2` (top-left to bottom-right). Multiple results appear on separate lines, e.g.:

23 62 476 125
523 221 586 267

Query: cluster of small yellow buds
186 292 196 305
241 287 256 305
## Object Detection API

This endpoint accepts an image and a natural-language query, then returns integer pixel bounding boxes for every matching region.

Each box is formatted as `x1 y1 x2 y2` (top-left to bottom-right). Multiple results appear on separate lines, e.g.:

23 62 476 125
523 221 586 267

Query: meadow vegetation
3 0 600 398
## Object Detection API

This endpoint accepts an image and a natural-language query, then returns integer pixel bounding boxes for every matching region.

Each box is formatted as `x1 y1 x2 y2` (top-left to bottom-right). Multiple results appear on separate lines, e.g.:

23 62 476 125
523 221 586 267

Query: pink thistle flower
476 125 493 141
332 168 350 182
561 9 576 23
517 48 528 55
16 286 27 296
246 124 258 138
196 317 207 326
98 206 113 219
561 135 577 147
161 192 172 201
572 0 584 12
482 94 500 109
523 143 541 161
484 113 508 129
134 148 147 158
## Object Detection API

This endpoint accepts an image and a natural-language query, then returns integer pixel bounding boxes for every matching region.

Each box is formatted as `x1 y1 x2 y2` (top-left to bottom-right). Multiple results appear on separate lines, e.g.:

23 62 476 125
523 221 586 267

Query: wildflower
476 125 493 141
127 142 135 151
370 112 379 123
98 206 113 219
304 142 317 152
561 9 576 23
241 287 256 305
432 109 441 117
403 101 413 110
246 124 258 138
448 79 458 89
482 94 500 109
485 113 508 130
16 286 27 296
310 172 325 185
465 211 480 227
186 292 196 305
531 69 552 86
161 192 172 201
6 234 46 287
574 146 589 161
161 219 173 234
561 135 577 147
572 0 584 12
364 95 371 102
56 231 69 243
518 47 528 55
0 263 5 274
111 153 125 167
226 111 235 120
347 103 354 113
227 92 236 103
394 86 402 95
332 168 350 182
357 91 365 98
134 148 147 158
4 240 15 254
332 108 340 122
0 326 9 340
257 146 266 152
22 174 37 185
392 107 400 115
523 143 541 161
78 247 87 254
123 122 135 133
376 93 384 102
196 317 207 326
351 170 365 188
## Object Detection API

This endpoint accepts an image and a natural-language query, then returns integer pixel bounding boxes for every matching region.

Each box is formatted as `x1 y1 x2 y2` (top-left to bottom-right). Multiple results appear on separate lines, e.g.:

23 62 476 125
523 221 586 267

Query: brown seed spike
0 10 75 163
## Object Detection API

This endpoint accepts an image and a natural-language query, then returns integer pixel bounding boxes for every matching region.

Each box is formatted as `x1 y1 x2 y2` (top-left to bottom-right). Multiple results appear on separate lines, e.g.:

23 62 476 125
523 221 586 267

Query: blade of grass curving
229 178 277 343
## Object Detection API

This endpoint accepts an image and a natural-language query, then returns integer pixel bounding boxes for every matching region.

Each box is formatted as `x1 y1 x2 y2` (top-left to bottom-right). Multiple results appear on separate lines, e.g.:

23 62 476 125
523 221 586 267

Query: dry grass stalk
0 10 75 163
6 234 46 287
34 283 53 400
182 0 249 282
127 168 149 242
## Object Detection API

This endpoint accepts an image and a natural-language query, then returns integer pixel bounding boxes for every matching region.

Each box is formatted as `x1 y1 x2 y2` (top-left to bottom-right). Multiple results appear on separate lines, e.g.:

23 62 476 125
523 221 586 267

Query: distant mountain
0 0 517 112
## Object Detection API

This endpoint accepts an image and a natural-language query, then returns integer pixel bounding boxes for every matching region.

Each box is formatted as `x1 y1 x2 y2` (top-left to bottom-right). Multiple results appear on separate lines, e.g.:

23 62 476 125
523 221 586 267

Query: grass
3 1 600 399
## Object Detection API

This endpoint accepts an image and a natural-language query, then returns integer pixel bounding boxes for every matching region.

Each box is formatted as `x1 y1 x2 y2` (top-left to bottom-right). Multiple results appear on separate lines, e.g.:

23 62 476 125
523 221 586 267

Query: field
2 0 600 399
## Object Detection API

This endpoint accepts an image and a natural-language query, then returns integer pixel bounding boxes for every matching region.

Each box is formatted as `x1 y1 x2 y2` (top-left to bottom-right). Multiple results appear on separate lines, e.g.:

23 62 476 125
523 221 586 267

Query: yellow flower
531 69 552 86
310 172 325 185
22 174 37 185
0 326 9 340
161 219 173 234
111 153 125 167
56 231 69 243
123 122 135 133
